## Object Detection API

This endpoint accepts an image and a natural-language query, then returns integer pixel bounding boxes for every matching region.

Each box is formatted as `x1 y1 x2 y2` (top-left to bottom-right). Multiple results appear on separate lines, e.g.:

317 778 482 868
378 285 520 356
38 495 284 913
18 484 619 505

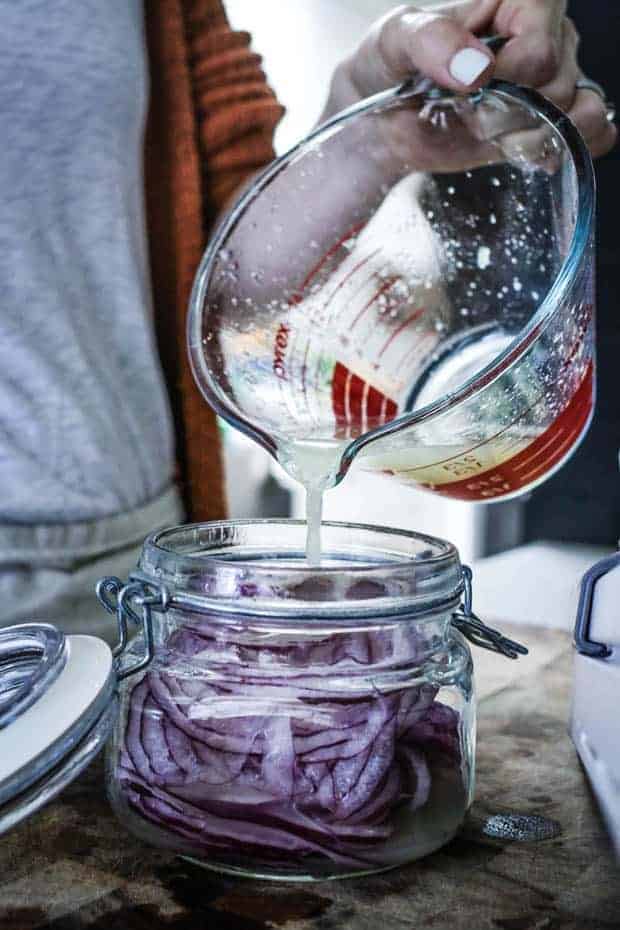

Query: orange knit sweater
144 0 283 522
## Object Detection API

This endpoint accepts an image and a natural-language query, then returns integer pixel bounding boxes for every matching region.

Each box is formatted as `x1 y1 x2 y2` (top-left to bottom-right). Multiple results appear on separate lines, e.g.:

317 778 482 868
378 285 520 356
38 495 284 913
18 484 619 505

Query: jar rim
138 520 464 619
147 519 458 570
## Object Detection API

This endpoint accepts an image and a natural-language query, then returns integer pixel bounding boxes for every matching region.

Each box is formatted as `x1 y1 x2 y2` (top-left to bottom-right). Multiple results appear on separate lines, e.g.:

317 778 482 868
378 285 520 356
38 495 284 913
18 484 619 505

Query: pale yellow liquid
280 434 532 561
305 486 324 564
277 439 347 564
357 436 533 488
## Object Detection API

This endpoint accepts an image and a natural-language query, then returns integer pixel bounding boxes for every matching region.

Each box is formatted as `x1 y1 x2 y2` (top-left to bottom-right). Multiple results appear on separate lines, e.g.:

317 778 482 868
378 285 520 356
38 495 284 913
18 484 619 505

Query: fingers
332 0 617 163
487 4 617 159
530 18 579 111
567 84 617 158
347 5 494 98
494 0 566 87
494 0 567 37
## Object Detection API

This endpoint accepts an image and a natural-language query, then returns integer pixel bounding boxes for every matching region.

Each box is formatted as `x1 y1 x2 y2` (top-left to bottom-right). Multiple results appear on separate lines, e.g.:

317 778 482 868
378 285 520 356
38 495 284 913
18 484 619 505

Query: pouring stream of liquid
305 487 324 564
278 439 348 564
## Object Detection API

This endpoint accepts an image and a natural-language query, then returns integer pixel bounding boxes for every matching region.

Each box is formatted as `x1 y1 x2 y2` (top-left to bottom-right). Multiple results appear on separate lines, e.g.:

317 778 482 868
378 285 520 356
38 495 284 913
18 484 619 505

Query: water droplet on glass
513 278 522 292
491 177 501 187
447 186 455 195
460 307 470 317
490 213 497 225
477 246 491 270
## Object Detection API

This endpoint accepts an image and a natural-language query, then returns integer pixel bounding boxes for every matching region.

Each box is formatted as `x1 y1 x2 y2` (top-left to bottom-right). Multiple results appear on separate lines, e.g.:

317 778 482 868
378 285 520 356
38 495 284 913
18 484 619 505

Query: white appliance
571 551 620 855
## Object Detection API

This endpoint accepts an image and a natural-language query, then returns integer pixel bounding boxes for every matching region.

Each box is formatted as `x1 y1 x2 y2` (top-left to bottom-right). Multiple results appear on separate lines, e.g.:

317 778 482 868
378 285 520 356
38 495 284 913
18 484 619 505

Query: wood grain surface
2 626 618 930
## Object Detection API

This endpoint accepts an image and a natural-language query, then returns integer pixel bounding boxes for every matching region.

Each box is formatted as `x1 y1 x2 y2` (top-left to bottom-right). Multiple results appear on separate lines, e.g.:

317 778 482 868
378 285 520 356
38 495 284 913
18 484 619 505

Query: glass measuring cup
188 79 595 502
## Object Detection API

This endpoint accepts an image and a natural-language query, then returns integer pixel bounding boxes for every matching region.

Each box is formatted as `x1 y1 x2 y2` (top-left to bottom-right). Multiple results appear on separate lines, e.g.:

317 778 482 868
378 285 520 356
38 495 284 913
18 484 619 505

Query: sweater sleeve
144 1 283 524
185 1 285 222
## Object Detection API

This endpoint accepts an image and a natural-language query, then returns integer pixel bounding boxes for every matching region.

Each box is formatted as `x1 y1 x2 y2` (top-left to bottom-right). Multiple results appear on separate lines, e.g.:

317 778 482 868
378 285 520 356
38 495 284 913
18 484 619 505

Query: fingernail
449 48 492 86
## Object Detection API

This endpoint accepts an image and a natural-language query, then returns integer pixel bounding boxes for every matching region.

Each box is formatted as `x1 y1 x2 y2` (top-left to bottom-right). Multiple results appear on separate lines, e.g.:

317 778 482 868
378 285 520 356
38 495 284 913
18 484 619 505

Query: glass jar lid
0 624 115 835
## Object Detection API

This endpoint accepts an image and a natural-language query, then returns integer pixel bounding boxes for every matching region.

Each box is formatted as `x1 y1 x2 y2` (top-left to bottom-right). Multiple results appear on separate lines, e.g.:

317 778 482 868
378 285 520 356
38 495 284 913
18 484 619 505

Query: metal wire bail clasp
452 565 529 660
96 576 170 680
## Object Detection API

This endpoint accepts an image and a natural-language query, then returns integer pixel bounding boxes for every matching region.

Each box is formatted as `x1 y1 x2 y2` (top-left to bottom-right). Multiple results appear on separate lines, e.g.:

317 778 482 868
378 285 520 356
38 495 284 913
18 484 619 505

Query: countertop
2 624 618 930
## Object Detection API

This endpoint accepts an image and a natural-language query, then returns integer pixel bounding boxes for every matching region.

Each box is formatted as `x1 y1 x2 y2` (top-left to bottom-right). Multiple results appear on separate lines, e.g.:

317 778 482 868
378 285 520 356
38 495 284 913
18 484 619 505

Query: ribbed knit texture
145 0 283 521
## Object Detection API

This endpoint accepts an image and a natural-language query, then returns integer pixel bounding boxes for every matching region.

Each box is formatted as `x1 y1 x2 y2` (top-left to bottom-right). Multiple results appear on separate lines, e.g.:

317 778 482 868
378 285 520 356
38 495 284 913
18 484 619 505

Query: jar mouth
149 519 456 567
138 520 464 619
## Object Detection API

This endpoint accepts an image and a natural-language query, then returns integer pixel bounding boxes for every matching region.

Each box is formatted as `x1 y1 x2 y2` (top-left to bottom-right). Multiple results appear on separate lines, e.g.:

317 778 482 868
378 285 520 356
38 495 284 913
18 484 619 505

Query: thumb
350 5 495 96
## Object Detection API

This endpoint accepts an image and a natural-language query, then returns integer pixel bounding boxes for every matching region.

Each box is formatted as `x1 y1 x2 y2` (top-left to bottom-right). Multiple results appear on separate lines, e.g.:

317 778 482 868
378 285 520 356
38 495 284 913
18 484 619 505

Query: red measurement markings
423 362 593 500
284 223 375 425
293 222 366 300
349 273 398 330
282 222 431 428
332 362 398 438
396 329 438 373
325 249 382 322
300 338 316 426
377 307 426 359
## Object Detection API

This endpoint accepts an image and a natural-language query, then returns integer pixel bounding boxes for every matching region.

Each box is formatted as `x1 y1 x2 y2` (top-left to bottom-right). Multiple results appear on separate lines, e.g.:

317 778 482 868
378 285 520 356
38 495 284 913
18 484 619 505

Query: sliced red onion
116 613 463 871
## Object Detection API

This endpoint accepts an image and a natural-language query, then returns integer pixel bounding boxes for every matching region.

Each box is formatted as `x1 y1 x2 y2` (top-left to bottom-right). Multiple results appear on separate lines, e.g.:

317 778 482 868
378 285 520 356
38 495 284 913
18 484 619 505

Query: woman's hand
323 1 616 158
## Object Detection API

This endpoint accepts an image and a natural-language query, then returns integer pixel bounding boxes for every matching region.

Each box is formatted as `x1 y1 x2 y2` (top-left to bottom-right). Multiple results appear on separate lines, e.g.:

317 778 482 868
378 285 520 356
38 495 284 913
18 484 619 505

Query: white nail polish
449 48 491 86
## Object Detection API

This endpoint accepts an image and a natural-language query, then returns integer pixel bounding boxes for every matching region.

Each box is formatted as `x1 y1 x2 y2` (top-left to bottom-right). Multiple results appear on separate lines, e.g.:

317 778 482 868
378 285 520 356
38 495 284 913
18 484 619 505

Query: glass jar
105 520 476 881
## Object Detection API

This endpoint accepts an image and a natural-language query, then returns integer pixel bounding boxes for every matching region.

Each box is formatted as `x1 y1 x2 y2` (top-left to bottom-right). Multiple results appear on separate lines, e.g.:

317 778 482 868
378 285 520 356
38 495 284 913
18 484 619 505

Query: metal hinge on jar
96 577 170 680
452 566 528 660
97 565 527 678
